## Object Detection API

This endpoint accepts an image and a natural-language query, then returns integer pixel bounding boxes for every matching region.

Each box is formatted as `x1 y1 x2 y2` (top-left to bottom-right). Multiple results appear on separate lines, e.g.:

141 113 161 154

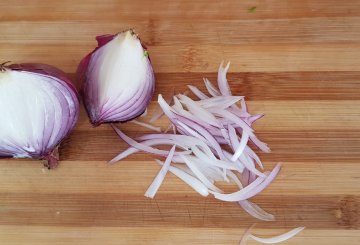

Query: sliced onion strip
130 119 161 132
181 155 223 193
213 164 281 201
248 227 305 244
155 159 209 197
111 125 190 157
204 78 221 97
187 85 209 100
144 145 176 198
238 200 275 221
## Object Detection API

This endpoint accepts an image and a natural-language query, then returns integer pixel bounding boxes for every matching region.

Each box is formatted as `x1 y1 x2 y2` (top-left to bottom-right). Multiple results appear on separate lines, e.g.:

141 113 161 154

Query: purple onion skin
1 63 80 169
77 30 155 126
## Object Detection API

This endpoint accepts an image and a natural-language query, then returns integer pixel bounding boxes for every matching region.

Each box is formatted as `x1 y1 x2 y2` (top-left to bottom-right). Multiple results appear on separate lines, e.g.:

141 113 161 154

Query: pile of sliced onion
0 63 79 168
111 62 278 220
77 29 155 126
110 62 304 243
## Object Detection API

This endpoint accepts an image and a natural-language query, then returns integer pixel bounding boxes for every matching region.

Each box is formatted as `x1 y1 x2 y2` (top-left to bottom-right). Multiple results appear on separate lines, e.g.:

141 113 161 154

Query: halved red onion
77 29 155 126
110 62 281 221
0 63 79 168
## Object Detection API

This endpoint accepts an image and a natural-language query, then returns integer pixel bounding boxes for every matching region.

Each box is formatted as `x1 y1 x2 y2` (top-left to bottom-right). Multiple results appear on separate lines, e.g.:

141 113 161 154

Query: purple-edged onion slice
0 63 79 168
77 29 155 126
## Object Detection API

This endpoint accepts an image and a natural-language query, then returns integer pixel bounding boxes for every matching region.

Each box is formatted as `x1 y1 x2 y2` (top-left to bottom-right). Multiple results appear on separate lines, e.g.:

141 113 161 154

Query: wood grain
0 1 359 244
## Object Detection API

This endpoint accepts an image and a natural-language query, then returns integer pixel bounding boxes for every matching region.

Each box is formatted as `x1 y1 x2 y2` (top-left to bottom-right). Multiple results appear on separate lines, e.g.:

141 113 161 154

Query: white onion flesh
111 62 282 221
78 30 155 125
0 63 79 168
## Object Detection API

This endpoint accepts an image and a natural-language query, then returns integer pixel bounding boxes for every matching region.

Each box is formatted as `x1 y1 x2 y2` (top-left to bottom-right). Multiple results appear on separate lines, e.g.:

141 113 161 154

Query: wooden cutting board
0 1 359 244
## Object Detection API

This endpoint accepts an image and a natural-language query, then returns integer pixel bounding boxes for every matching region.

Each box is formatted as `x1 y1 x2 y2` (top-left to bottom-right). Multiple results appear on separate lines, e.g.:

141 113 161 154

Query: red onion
0 63 79 168
77 29 155 126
